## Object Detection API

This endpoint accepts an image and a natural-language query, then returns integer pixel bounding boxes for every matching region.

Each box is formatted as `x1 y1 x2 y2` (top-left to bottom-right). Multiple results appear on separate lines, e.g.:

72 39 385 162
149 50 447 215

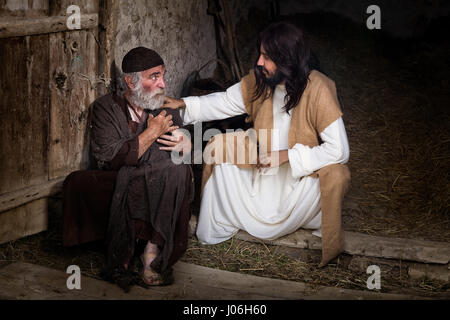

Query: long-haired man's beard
257 66 285 87
264 69 285 87
129 85 165 110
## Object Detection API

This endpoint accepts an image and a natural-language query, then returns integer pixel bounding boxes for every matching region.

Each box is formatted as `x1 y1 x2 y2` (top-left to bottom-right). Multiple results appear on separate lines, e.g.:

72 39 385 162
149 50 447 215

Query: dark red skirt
62 169 191 268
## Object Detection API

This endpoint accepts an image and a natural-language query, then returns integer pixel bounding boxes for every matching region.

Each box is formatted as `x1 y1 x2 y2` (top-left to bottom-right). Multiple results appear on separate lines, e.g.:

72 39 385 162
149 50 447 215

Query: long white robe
180 82 350 244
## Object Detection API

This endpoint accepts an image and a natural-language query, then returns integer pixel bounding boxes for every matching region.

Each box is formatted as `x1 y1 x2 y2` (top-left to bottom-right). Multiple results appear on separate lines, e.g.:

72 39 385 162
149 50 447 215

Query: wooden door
0 0 102 244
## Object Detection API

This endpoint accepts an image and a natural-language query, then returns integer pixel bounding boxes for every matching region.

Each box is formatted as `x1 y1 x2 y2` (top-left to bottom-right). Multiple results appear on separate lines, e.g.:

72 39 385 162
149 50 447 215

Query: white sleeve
179 82 247 125
287 117 350 178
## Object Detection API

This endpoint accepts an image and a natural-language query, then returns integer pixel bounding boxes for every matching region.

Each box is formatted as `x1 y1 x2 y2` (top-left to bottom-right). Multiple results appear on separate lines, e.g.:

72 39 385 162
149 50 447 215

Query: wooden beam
0 198 48 245
0 14 98 39
0 178 65 213
189 216 450 265
0 262 435 300
98 0 119 95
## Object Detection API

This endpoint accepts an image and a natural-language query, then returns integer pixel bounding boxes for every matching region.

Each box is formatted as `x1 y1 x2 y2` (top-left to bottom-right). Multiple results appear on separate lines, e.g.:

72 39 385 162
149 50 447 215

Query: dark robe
62 92 193 277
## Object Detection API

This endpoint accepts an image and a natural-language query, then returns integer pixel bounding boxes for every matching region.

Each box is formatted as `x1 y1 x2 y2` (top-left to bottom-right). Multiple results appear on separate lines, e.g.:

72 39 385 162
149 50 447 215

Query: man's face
140 65 166 93
257 45 284 86
257 45 277 78
127 65 166 110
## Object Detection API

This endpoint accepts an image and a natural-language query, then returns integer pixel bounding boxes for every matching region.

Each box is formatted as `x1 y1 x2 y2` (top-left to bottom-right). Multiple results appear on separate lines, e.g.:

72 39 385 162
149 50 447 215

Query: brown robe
63 93 193 275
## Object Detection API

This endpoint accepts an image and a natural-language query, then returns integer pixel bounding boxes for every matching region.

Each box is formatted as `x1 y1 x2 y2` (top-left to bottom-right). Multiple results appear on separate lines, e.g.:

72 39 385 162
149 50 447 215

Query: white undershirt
128 106 139 123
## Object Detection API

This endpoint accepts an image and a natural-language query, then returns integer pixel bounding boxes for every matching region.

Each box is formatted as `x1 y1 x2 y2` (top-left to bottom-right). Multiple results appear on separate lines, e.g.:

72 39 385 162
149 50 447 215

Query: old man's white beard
129 86 165 110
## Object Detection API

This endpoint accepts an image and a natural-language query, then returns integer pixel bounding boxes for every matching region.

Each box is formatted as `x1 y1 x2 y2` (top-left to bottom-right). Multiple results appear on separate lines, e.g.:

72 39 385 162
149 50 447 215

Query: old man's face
127 65 166 110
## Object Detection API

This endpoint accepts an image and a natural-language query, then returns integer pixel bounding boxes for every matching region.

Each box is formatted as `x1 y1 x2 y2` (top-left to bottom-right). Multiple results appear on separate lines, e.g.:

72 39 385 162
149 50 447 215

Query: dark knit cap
121 47 164 73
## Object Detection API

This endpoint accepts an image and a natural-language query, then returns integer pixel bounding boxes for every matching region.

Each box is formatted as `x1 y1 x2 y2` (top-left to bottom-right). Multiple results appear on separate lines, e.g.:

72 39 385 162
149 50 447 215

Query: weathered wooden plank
173 262 435 300
49 0 99 16
97 0 118 95
0 177 64 213
0 0 49 18
48 28 97 179
408 262 450 282
343 231 450 265
0 14 99 38
189 216 450 264
0 34 49 195
0 198 48 244
0 261 436 300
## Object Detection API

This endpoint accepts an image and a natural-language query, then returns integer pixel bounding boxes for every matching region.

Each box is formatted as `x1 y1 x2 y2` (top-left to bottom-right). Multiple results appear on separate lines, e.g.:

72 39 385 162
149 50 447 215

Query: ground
0 11 449 298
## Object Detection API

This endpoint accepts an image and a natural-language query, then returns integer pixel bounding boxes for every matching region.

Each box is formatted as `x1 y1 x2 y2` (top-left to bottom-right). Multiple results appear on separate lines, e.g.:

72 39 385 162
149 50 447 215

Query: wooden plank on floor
343 231 450 265
0 262 434 300
0 198 48 245
408 263 450 282
0 177 64 213
189 216 450 264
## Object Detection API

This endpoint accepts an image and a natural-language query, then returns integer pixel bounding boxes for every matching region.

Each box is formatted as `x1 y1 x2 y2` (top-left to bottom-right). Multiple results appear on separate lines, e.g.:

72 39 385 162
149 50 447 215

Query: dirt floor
0 197 448 298
0 11 449 297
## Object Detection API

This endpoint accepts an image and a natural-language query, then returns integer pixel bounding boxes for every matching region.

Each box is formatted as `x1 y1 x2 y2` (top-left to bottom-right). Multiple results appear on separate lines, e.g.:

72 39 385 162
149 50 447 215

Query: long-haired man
165 22 351 267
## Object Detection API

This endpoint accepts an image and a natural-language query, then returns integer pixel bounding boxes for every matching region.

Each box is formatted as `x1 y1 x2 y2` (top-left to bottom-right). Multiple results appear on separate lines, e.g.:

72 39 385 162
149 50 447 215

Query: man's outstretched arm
164 82 247 125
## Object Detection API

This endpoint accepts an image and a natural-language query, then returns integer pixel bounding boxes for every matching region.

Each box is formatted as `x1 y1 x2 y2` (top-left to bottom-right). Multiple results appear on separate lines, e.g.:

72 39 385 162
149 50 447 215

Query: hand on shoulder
164 96 186 109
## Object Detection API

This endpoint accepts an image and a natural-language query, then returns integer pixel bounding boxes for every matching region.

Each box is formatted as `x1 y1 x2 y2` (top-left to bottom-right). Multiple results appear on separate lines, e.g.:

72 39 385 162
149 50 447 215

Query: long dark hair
253 22 317 114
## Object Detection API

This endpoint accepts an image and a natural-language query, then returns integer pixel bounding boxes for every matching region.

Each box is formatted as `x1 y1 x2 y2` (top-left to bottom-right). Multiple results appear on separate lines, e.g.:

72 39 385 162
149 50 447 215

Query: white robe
180 82 350 244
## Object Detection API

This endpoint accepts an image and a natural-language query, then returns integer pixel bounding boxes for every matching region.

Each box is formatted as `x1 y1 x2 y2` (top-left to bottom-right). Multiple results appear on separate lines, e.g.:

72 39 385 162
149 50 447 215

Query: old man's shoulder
91 92 125 113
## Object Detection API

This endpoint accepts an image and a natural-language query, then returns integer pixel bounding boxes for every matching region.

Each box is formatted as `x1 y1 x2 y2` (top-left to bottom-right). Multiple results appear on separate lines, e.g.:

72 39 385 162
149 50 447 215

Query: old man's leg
127 164 192 285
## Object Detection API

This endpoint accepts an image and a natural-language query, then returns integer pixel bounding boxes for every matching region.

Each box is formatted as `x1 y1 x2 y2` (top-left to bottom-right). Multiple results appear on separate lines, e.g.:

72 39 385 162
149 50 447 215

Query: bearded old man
165 22 351 267
62 47 193 287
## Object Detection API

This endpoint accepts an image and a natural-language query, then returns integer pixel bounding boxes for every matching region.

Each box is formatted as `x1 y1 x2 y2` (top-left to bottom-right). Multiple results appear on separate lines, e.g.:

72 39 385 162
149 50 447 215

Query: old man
165 22 351 267
63 47 193 287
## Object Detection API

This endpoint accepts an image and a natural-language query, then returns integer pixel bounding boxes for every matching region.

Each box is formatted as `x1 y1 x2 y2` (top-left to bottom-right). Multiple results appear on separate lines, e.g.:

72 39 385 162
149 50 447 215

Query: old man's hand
147 110 179 137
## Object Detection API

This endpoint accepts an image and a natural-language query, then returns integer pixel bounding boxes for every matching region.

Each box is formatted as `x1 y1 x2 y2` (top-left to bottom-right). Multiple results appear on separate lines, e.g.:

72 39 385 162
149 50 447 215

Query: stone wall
115 0 216 97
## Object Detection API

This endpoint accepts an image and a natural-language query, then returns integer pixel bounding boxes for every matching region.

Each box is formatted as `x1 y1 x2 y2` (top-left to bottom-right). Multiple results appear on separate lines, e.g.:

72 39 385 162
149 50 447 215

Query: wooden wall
0 0 105 244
